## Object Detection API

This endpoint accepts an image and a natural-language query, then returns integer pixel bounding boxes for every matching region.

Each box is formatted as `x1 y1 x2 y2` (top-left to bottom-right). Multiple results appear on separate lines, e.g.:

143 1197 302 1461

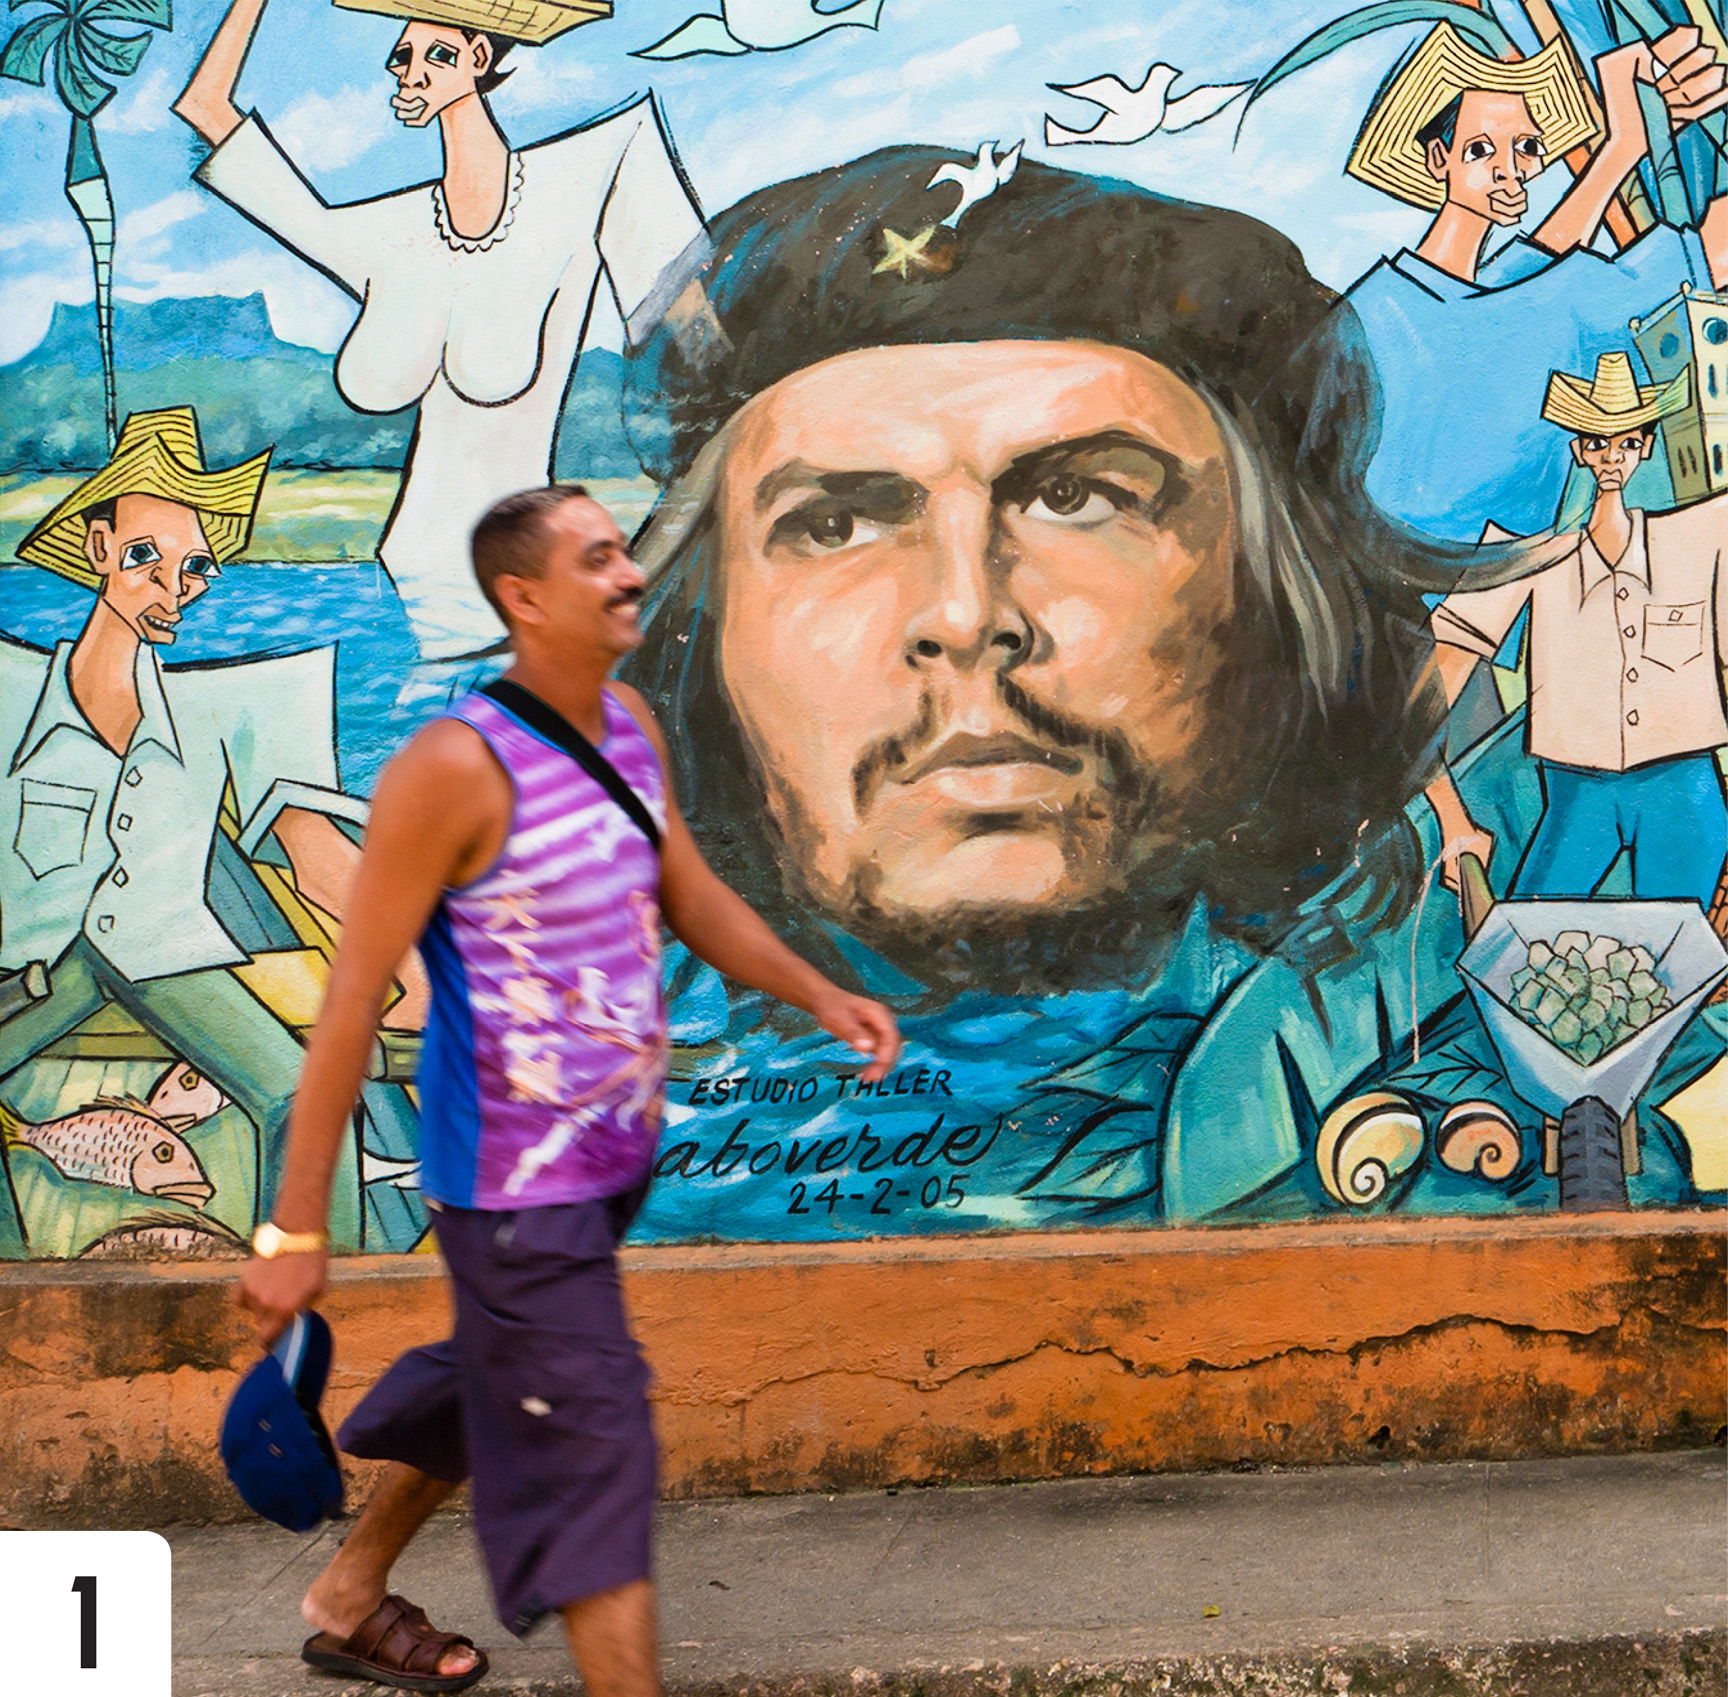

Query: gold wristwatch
252 1222 328 1258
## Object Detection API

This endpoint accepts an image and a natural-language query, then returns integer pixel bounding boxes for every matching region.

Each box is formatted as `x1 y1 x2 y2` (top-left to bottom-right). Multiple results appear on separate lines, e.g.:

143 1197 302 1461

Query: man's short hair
470 483 589 620
1416 93 1465 154
83 498 119 528
1576 424 1658 442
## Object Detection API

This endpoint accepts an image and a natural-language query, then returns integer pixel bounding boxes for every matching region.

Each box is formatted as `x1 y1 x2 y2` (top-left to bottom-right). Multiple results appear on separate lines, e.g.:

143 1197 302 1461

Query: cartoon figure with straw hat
0 407 425 1249
1425 353 1727 908
1318 17 1728 543
175 0 705 689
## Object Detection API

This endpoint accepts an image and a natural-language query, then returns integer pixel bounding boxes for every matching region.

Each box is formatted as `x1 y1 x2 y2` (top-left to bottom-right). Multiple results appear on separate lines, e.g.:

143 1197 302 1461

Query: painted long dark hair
620 148 1521 998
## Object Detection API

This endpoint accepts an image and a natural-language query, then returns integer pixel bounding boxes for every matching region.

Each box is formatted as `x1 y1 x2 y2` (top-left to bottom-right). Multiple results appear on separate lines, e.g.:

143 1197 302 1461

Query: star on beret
874 224 946 280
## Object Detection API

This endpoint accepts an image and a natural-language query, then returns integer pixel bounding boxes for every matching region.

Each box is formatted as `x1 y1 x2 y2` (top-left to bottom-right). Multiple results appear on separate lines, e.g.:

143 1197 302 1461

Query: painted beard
758 672 1214 996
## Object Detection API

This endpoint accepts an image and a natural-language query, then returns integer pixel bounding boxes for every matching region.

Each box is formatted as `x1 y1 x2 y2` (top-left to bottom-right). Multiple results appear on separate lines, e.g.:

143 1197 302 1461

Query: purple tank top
414 688 668 1210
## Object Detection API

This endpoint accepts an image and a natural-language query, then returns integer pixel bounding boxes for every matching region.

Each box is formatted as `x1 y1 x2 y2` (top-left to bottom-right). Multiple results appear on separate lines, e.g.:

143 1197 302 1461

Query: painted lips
895 731 1083 807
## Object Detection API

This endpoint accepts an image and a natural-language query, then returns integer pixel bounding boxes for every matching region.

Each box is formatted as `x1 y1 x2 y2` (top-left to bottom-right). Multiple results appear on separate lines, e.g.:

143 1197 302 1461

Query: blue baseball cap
220 1310 345 1532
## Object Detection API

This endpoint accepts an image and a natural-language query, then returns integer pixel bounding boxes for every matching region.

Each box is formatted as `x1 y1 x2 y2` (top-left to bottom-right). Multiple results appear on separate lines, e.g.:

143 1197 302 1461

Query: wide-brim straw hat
17 406 271 589
1542 350 1692 434
333 0 609 46
1348 23 1599 211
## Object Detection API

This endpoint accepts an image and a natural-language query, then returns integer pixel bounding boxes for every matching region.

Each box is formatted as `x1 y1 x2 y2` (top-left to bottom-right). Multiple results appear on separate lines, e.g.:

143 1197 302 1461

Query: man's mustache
851 674 1151 815
608 586 645 610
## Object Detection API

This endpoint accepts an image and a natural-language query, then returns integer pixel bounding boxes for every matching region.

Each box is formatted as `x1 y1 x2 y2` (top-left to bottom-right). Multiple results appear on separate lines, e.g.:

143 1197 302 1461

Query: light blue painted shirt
0 636 365 981
1343 223 1711 541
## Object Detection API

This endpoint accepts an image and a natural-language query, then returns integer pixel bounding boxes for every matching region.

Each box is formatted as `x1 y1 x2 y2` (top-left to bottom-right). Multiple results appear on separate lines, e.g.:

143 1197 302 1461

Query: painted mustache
851 674 1150 816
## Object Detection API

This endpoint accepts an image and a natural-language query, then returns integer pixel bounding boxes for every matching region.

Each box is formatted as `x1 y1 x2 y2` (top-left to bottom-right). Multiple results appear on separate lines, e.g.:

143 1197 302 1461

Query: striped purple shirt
415 688 668 1210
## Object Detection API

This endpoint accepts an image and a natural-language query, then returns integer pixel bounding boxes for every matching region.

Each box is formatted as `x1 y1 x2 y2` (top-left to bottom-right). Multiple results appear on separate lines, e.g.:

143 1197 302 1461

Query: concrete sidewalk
171 1449 1727 1696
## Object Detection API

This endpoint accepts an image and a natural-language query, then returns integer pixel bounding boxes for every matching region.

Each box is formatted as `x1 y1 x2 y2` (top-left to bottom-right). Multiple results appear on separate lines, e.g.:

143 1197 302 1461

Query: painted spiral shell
1316 1090 1424 1206
1437 1100 1522 1182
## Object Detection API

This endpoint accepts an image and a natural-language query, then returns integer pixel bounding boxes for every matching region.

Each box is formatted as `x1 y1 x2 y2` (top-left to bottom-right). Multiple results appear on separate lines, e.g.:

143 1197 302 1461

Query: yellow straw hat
332 0 608 47
1348 23 1599 211
1541 350 1691 434
17 406 272 590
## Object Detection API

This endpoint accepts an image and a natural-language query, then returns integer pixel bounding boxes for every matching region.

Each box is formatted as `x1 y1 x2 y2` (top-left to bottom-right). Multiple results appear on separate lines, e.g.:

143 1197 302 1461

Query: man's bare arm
173 0 267 145
610 685 902 1081
1533 30 1728 260
235 720 509 1341
1423 639 1498 889
273 805 430 1027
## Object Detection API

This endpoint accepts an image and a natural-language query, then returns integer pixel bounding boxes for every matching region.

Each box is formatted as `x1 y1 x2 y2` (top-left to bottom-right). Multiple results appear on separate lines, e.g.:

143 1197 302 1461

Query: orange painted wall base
2 1213 1723 1528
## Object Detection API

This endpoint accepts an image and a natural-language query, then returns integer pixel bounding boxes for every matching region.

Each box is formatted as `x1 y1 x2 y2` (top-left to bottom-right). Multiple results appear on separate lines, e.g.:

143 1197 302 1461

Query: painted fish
0 1097 215 1206
81 1218 245 1259
144 1062 230 1130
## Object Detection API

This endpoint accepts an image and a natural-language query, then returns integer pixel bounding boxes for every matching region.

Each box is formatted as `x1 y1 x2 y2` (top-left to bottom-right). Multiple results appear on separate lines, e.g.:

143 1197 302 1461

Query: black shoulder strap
479 678 662 854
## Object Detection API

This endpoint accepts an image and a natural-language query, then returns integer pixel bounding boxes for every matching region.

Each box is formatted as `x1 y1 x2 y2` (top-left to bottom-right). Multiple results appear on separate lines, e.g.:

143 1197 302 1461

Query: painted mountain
0 294 638 477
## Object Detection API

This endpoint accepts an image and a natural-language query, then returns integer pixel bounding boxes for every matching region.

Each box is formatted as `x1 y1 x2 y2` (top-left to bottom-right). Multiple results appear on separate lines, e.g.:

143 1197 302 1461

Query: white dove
636 0 885 59
927 141 1023 229
1044 63 1251 147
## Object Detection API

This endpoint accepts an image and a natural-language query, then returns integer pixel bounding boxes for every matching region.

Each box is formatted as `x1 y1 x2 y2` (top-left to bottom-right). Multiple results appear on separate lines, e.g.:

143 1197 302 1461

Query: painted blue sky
0 0 1568 364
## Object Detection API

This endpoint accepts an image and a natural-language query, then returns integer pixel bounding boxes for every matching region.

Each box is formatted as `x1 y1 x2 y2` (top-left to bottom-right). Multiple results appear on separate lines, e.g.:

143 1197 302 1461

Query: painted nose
901 499 1034 671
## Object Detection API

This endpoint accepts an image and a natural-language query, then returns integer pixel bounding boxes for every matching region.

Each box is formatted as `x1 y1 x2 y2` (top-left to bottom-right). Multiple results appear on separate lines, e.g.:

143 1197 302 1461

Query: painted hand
812 990 903 1083
235 1249 329 1348
1438 825 1496 896
380 949 431 1031
1651 25 1728 129
1596 41 1660 153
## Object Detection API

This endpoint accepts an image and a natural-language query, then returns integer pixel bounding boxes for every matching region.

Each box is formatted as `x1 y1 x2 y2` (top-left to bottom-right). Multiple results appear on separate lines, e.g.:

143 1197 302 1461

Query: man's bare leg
302 1462 478 1678
562 1577 658 1697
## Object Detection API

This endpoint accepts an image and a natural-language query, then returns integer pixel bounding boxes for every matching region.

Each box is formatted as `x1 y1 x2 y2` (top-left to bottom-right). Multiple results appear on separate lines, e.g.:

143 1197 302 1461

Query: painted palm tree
1 0 173 451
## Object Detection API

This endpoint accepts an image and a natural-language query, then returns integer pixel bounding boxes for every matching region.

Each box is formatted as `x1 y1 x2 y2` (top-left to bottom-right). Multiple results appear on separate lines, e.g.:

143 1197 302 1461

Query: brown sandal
301 1593 488 1692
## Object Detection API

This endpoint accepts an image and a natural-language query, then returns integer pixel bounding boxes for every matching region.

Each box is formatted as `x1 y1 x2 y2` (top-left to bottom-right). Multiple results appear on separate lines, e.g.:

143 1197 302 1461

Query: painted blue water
1 561 426 793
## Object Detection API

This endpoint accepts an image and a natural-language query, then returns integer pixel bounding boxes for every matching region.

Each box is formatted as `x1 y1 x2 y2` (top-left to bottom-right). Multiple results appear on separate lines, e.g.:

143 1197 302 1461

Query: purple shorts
338 1186 654 1636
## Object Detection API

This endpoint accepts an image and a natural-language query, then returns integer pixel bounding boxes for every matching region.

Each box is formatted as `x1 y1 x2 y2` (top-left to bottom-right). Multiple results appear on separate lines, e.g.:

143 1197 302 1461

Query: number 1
72 1575 96 1669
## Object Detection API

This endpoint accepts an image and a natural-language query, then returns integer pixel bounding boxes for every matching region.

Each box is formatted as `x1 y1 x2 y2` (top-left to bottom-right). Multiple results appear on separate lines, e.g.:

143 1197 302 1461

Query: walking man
1427 351 1728 903
236 484 902 1693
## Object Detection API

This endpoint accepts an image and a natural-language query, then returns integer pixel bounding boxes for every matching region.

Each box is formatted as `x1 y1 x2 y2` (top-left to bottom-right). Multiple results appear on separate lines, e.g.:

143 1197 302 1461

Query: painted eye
183 555 219 579
771 504 888 554
387 46 410 69
153 1141 175 1164
180 1070 199 1090
1514 136 1544 159
1021 476 1120 527
1461 140 1493 163
122 541 161 569
806 511 855 548
427 43 459 66
1035 475 1088 515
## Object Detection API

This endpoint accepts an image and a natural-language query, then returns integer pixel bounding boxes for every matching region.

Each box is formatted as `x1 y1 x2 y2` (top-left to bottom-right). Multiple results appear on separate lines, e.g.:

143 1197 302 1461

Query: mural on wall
1 0 1725 1258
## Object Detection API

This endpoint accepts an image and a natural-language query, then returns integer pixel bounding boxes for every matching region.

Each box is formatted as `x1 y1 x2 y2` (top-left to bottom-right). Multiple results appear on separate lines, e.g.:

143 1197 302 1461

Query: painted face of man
1425 89 1547 225
711 339 1238 934
84 493 219 646
1573 429 1655 491
385 23 489 128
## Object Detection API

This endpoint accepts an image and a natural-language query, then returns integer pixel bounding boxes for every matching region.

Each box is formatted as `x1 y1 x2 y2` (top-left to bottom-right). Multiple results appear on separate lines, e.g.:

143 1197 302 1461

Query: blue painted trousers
1509 754 1728 905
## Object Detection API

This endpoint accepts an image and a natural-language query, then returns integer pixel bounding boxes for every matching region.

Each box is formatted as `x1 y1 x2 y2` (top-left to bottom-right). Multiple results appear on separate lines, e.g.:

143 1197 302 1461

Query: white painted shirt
0 637 366 981
1433 495 1728 771
197 99 704 660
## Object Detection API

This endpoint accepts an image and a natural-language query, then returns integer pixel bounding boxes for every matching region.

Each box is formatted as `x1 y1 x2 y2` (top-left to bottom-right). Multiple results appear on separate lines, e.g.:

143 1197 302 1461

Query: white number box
0 1530 171 1694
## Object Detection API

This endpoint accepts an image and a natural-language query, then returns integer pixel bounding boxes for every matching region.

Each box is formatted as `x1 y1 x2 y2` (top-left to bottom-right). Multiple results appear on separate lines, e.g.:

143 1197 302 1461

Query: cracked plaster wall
1 1215 1722 1527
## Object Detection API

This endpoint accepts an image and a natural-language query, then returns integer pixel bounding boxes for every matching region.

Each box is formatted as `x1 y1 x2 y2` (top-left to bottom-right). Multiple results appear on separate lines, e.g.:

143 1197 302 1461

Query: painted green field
0 469 660 565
